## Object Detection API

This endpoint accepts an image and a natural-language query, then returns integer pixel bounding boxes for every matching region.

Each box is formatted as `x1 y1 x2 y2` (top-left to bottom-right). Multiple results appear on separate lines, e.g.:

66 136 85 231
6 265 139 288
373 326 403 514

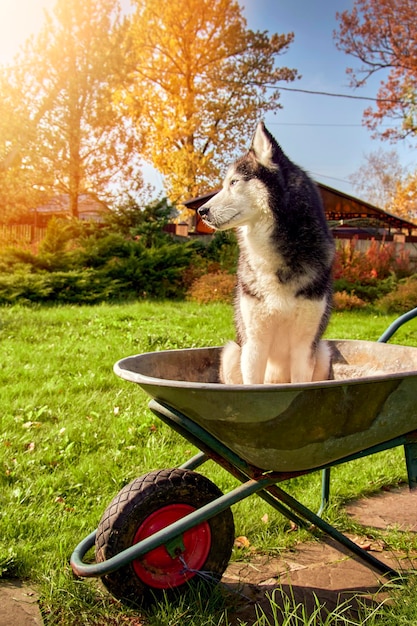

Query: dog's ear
251 122 278 168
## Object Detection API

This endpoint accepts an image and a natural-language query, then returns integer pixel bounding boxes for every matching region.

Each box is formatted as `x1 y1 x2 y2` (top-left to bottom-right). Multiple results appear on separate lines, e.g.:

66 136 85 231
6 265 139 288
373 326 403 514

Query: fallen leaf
23 421 41 429
234 536 250 549
287 521 298 532
353 536 386 552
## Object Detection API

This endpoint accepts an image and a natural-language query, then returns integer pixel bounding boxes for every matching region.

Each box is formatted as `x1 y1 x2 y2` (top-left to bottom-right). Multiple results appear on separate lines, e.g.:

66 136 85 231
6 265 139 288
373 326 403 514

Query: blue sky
240 0 415 195
0 0 414 197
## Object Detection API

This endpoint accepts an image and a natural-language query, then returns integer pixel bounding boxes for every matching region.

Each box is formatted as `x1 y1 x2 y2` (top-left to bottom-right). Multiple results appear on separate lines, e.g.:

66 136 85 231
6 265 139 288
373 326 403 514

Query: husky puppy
197 122 335 384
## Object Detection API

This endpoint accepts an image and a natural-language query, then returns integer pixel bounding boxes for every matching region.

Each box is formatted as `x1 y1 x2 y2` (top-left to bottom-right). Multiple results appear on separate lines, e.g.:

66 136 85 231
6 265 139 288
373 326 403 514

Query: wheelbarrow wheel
95 468 235 607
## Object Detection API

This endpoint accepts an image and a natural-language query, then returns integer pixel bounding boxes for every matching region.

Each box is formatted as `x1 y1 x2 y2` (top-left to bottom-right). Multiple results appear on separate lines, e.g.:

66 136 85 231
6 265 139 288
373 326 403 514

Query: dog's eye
230 179 239 187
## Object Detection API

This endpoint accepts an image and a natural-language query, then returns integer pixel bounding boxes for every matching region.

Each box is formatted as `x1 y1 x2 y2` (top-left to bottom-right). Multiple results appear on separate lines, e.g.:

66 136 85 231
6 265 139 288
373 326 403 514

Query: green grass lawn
1 302 417 625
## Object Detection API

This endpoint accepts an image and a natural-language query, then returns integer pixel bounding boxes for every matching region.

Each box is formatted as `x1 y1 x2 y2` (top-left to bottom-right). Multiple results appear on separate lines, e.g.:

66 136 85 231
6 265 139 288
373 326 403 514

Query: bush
333 290 367 311
375 276 417 313
0 211 201 303
0 232 199 304
333 237 411 284
104 242 196 299
0 270 121 305
333 275 396 303
75 232 134 268
187 271 236 304
204 231 238 273
330 237 414 309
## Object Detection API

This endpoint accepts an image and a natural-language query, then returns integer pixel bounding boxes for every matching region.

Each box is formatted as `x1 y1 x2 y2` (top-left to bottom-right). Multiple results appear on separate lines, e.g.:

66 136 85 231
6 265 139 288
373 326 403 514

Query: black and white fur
197 122 335 384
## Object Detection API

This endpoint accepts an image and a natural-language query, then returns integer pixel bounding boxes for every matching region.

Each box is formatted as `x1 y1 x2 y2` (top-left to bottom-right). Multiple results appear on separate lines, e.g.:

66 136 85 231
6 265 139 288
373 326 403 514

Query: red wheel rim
132 504 211 589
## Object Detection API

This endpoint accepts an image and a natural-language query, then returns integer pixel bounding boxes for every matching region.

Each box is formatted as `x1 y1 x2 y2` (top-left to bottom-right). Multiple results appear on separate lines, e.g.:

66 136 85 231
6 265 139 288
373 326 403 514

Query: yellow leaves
126 0 297 202
391 172 417 222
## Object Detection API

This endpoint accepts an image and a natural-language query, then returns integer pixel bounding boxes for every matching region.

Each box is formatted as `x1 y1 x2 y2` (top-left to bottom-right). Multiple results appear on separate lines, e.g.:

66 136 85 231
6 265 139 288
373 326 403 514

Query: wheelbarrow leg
404 442 417 490
317 467 331 516
269 482 401 579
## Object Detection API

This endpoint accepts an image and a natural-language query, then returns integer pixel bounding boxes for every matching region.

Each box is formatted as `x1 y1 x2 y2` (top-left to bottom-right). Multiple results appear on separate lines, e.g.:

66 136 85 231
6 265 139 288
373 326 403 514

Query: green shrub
38 217 75 255
0 235 198 304
204 231 238 273
0 270 122 305
74 232 134 268
333 276 396 303
104 242 195 299
375 275 417 313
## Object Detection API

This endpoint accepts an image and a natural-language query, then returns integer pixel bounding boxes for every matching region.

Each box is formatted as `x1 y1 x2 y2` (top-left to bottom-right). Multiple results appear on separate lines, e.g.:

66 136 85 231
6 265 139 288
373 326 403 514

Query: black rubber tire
95 468 235 607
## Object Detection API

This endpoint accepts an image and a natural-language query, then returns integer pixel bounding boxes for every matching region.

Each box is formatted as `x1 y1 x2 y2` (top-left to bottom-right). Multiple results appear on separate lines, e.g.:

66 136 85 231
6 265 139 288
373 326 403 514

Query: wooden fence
0 224 47 245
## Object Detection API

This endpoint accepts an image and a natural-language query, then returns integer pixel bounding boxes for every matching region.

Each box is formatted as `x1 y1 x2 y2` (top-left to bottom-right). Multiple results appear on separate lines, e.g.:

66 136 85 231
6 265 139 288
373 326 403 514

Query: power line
268 121 392 128
269 84 402 104
311 172 354 186
269 122 363 127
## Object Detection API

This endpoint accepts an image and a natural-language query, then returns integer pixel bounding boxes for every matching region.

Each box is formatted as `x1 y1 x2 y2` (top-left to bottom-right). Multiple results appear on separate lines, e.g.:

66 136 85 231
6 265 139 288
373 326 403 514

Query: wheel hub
132 503 211 588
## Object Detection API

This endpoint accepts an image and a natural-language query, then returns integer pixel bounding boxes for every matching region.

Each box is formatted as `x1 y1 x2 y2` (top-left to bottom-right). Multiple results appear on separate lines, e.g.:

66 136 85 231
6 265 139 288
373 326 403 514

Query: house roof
184 182 417 235
318 183 416 232
34 194 108 217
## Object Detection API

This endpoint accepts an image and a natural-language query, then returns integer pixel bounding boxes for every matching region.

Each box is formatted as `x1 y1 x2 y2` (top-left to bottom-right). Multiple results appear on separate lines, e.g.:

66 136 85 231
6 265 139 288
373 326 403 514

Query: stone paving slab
223 485 417 623
0 580 42 626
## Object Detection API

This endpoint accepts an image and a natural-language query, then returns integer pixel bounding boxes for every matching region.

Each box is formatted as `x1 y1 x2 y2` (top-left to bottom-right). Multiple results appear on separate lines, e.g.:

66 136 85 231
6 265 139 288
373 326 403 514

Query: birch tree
348 149 406 208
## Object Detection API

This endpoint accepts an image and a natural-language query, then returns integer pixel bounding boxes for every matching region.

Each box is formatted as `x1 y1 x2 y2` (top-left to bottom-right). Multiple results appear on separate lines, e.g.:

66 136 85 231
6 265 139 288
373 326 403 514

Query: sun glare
0 0 55 64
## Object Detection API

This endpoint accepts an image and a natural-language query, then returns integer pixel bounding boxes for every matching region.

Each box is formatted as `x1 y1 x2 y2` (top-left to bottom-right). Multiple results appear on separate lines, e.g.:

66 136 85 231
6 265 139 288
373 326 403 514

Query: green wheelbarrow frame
71 308 417 582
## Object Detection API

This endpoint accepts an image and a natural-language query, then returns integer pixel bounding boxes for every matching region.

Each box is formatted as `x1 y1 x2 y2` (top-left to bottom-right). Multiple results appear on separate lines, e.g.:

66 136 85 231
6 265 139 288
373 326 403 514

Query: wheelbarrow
71 308 417 607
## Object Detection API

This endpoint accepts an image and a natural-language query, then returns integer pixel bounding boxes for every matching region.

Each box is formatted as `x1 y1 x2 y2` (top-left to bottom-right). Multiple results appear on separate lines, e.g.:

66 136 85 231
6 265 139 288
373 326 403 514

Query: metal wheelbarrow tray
71 309 417 607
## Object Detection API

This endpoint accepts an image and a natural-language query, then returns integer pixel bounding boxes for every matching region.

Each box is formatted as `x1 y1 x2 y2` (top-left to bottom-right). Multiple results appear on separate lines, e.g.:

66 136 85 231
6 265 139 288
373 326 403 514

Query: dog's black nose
197 205 210 218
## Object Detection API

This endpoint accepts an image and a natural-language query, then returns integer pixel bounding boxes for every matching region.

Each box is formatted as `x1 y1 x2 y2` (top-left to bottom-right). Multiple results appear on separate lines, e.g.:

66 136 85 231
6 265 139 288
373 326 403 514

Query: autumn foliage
335 0 417 141
126 0 297 202
333 236 410 284
0 0 298 222
392 173 417 221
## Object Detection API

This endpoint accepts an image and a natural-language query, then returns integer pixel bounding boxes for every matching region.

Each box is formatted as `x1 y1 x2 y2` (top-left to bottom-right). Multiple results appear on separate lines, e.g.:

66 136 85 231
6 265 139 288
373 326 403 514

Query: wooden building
184 182 417 241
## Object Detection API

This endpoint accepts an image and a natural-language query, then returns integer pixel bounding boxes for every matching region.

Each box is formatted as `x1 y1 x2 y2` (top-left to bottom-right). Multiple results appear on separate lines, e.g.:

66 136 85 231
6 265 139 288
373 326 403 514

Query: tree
125 0 298 203
0 80 44 222
348 148 406 208
0 0 143 221
335 0 417 142
391 173 417 221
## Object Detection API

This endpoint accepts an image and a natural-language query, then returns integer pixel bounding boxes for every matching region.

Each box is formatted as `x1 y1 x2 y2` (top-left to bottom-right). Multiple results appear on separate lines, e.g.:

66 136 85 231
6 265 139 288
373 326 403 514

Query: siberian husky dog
197 122 335 385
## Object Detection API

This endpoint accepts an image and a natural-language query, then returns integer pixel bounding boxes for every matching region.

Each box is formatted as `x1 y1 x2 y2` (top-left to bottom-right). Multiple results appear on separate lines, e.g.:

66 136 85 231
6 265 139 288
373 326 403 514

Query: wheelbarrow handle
378 307 417 344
